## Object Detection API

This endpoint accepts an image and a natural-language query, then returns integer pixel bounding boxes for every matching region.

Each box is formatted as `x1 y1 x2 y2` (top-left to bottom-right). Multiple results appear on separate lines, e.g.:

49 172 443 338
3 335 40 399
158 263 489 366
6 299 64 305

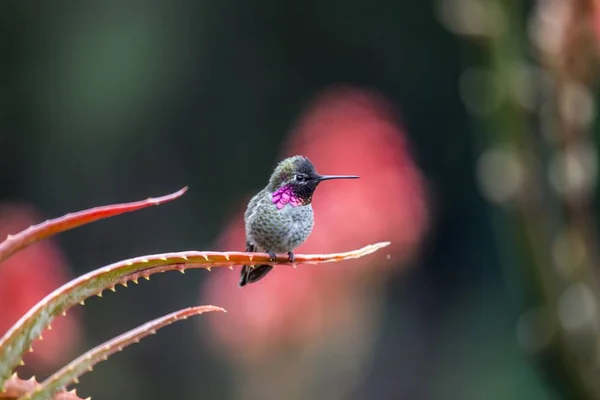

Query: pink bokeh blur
201 86 429 361
0 203 82 369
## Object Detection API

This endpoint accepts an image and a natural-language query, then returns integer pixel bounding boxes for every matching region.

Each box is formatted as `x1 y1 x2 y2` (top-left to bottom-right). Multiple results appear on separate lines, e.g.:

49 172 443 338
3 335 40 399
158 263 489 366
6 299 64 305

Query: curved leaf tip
0 187 188 265
20 305 224 400
0 241 387 389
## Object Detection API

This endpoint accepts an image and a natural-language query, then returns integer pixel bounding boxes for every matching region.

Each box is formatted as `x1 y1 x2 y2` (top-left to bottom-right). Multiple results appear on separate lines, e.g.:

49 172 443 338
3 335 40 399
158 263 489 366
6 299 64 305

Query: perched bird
239 155 359 286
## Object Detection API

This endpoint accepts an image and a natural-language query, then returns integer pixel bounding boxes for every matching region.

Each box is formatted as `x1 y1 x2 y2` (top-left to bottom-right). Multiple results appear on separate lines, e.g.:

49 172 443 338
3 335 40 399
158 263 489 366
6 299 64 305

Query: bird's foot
287 251 295 263
267 251 277 262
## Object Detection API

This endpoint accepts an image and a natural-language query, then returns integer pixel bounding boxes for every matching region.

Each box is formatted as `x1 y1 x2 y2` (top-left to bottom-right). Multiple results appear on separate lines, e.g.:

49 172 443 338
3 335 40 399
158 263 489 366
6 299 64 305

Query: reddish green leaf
0 241 390 388
19 306 225 400
0 374 87 400
0 187 187 264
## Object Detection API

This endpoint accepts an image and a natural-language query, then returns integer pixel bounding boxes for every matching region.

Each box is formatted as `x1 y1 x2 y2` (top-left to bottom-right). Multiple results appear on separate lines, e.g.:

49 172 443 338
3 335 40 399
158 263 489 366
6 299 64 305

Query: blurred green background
3 0 600 399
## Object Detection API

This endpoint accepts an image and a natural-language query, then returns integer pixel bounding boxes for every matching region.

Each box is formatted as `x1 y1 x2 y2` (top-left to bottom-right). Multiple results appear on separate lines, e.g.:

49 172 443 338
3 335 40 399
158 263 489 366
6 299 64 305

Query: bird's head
267 155 359 209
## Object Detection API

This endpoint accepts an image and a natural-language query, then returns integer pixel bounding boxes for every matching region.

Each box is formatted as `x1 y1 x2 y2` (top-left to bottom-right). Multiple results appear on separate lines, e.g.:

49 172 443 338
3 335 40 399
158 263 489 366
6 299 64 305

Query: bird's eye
295 174 305 182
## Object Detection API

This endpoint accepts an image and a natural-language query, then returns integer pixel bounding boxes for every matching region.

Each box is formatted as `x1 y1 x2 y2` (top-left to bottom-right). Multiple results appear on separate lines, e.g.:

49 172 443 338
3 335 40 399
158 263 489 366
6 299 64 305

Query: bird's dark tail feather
239 265 274 287
239 241 274 286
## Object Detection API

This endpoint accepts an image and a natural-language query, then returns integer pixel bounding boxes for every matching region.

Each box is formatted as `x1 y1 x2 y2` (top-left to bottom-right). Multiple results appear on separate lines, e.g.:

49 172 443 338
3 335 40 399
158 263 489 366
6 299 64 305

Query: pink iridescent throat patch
272 185 303 209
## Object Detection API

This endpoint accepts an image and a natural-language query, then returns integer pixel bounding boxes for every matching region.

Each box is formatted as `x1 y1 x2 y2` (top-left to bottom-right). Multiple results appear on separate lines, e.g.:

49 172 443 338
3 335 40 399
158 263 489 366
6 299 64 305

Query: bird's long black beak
317 174 360 181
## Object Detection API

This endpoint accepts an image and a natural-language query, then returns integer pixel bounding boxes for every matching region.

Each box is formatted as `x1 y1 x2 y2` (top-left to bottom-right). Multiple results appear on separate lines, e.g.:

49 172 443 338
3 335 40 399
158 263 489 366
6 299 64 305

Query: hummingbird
239 155 359 287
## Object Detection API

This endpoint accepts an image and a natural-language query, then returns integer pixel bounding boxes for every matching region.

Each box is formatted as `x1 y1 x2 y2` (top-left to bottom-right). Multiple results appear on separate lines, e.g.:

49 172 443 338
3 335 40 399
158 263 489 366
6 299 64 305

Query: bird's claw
287 252 295 263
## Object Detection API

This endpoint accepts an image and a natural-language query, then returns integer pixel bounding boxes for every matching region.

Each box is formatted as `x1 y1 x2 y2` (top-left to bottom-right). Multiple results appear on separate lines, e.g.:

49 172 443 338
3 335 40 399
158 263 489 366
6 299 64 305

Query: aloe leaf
0 187 188 264
18 306 225 400
0 374 87 400
0 241 390 388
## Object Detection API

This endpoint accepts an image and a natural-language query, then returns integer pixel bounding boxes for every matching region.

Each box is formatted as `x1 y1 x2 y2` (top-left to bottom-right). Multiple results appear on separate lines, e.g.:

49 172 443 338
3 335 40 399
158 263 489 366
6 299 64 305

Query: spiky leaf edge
18 306 225 400
0 374 87 400
0 187 188 264
0 242 390 388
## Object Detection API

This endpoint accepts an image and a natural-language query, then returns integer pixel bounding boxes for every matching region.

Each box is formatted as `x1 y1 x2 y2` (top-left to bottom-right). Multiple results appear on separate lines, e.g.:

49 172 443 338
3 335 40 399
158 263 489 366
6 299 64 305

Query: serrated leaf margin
18 306 225 400
0 242 390 388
